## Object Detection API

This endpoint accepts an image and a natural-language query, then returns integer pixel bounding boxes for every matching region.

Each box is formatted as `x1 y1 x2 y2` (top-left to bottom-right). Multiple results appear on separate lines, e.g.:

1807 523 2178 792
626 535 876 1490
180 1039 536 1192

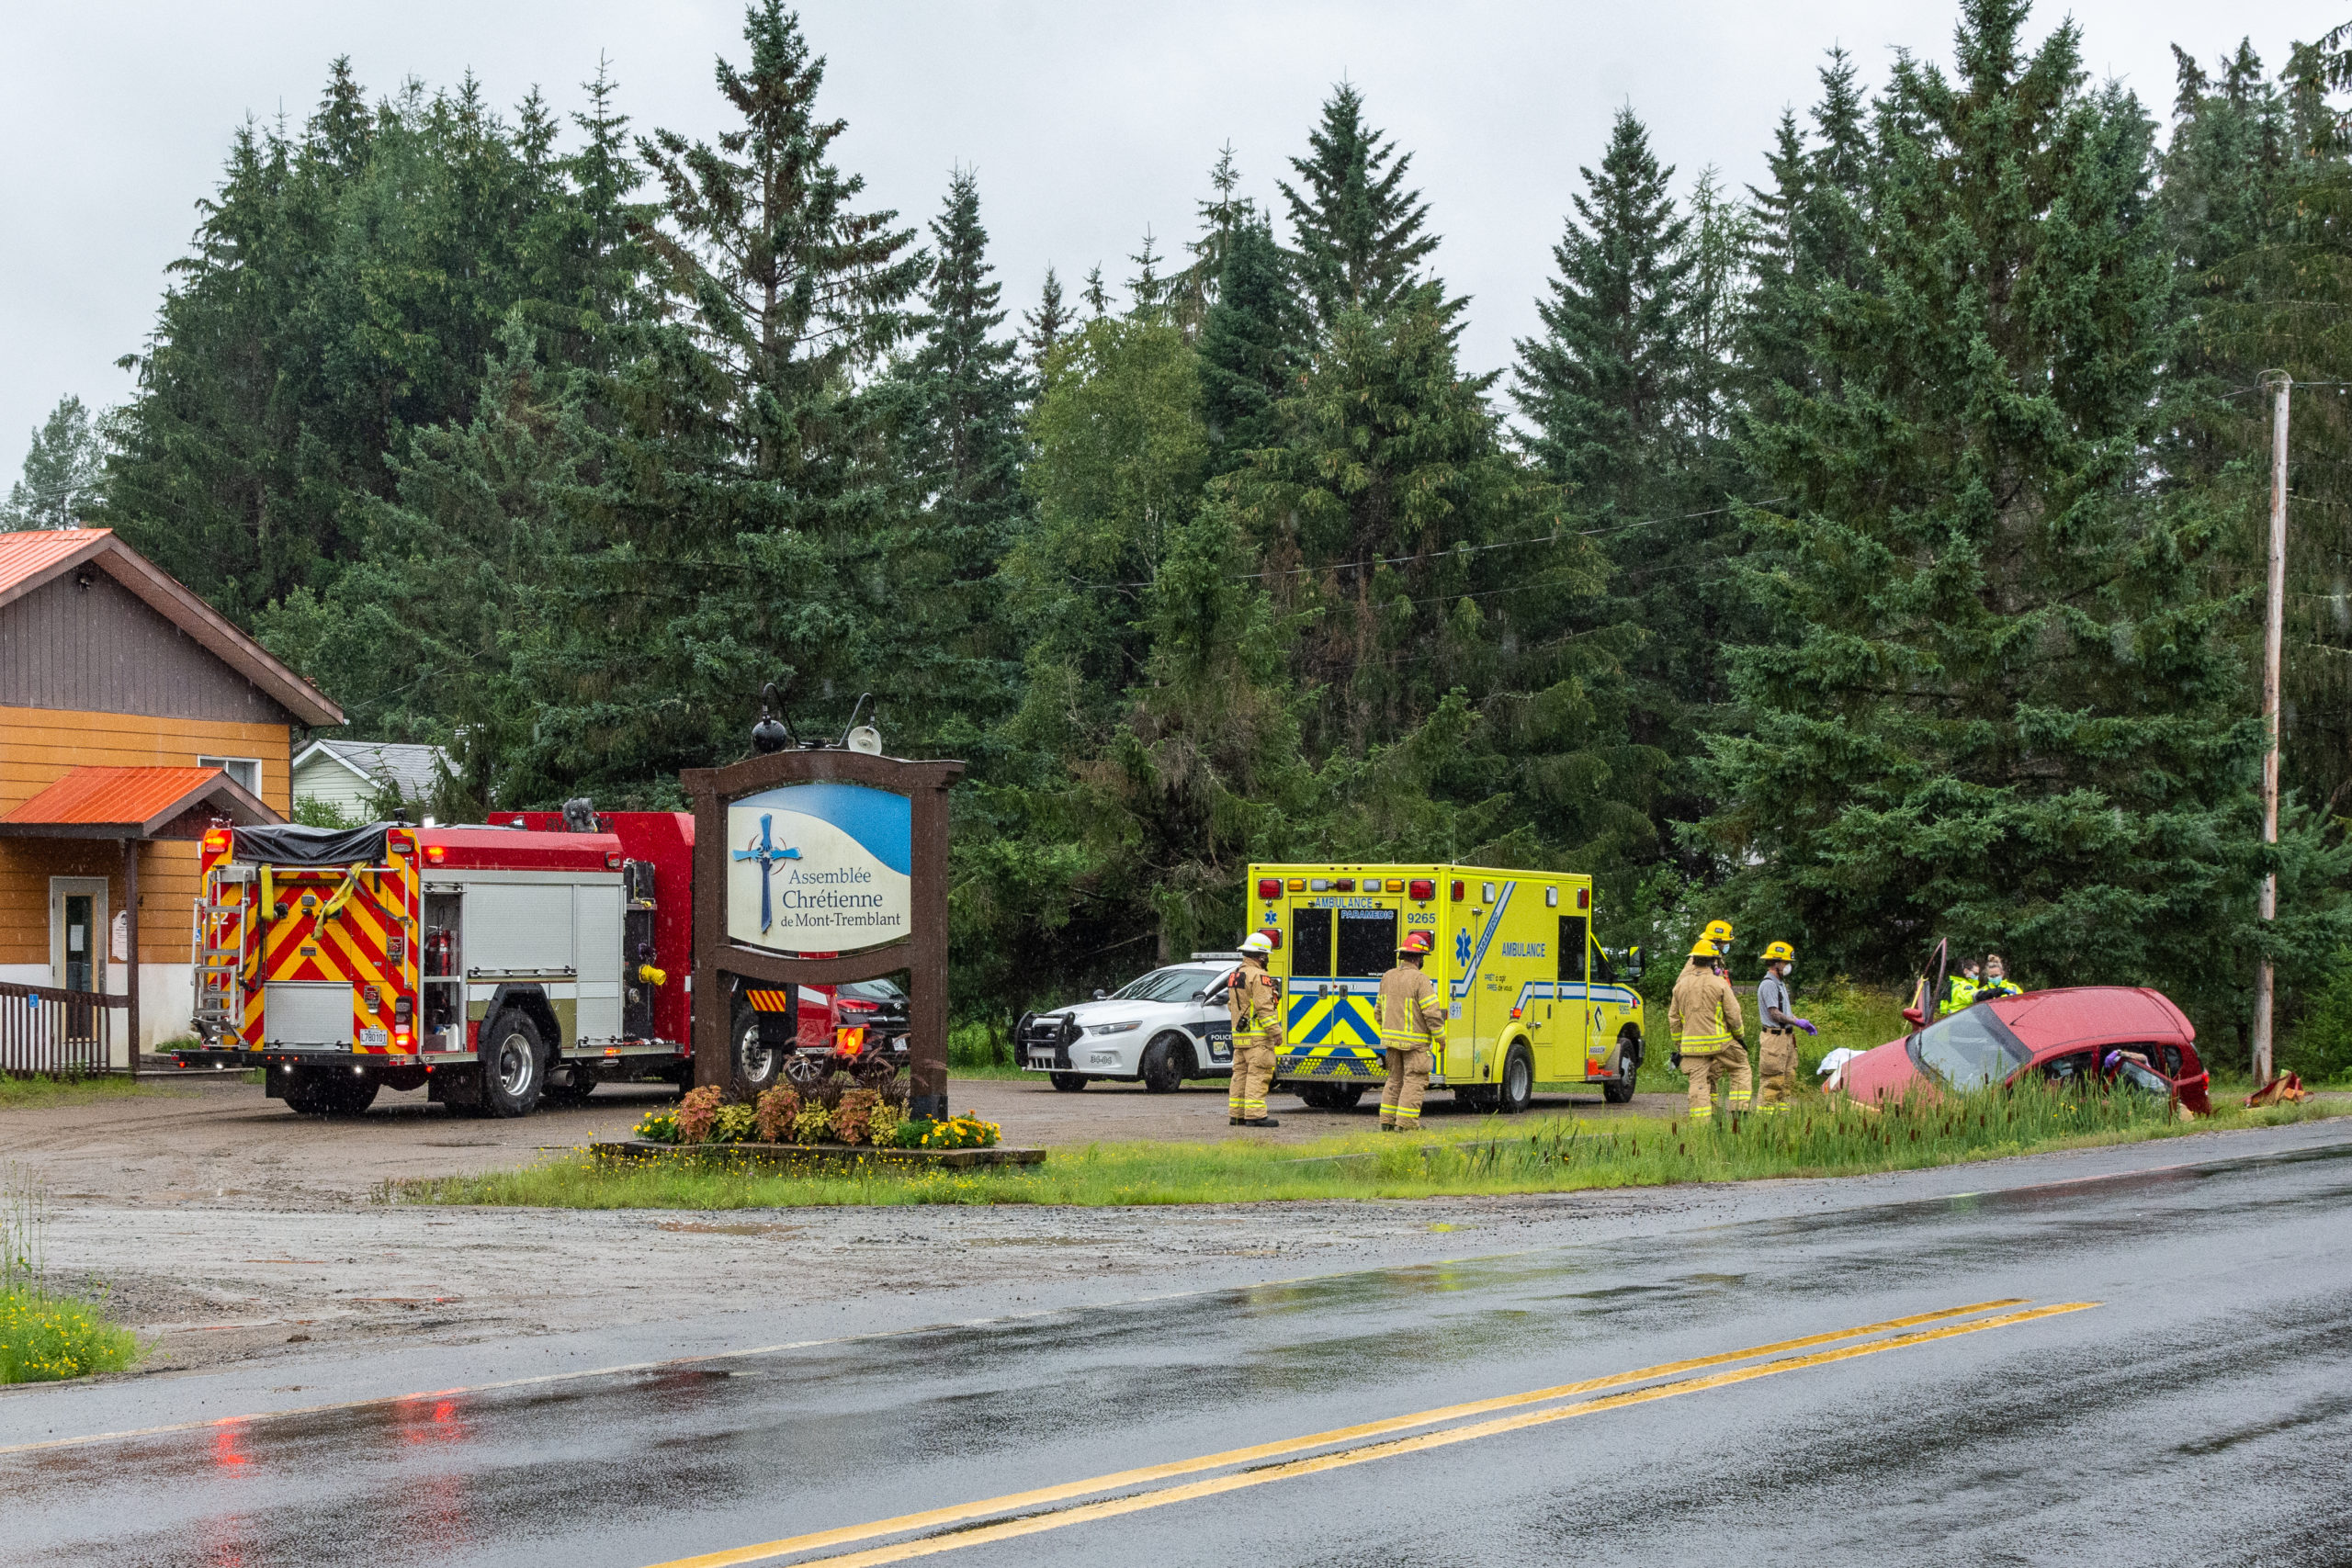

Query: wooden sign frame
682 748 964 1120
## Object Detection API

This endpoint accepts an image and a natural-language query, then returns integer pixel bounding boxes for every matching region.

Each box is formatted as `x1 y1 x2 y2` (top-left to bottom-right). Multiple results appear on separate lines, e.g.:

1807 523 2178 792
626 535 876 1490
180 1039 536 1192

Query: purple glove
1793 1018 1817 1035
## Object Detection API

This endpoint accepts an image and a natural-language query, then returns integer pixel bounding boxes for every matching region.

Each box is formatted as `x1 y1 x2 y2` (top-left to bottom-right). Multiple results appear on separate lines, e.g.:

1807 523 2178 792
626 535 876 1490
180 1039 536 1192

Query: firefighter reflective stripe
1690 1105 1714 1122
1392 1103 1421 1120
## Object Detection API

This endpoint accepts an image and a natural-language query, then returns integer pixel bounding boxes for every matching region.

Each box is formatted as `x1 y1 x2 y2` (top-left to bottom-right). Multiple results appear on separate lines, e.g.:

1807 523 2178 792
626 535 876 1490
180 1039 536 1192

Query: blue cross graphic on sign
731 814 800 933
1454 927 1475 966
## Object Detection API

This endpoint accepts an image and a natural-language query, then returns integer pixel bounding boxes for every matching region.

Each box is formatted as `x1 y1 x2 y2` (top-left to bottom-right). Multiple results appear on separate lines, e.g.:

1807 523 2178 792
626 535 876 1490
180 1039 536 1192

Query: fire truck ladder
191 901 245 1034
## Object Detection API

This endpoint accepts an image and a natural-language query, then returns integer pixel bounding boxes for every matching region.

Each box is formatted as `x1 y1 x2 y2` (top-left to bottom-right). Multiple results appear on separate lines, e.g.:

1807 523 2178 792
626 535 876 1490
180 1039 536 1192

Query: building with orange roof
0 528 343 1062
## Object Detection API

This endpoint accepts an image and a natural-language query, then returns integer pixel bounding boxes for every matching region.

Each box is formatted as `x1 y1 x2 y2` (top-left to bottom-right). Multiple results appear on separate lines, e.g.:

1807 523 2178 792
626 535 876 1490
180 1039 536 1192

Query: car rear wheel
479 1011 546 1118
1141 1036 1193 1094
1297 1082 1366 1111
1049 1072 1089 1092
1498 1044 1535 1114
1602 1033 1640 1105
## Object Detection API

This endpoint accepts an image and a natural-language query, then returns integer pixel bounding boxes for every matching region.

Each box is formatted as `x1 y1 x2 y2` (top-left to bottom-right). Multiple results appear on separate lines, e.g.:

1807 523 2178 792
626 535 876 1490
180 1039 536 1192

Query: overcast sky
0 0 2329 485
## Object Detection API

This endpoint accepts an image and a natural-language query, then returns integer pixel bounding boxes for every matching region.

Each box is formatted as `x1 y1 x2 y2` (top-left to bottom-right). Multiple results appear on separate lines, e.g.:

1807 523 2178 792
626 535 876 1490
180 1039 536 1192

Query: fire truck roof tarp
233 822 390 866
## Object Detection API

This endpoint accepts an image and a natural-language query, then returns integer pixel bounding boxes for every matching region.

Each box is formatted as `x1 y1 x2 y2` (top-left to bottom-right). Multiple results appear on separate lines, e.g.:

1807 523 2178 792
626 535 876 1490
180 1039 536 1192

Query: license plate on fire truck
360 1027 388 1048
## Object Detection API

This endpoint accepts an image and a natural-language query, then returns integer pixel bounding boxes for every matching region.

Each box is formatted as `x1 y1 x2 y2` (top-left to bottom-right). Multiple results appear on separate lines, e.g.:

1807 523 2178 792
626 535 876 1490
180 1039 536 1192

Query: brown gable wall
0 570 300 726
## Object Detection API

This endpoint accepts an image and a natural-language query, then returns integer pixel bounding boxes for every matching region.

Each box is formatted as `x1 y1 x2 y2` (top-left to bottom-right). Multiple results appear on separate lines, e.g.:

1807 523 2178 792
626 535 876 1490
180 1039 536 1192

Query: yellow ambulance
1244 863 1646 1113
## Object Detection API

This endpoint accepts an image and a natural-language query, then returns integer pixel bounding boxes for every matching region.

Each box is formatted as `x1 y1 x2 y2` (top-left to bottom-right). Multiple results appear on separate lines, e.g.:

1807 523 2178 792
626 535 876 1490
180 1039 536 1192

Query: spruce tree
1700 0 2343 1029
887 167 1027 754
1196 215 1307 475
1021 265 1072 383
1278 83 1456 328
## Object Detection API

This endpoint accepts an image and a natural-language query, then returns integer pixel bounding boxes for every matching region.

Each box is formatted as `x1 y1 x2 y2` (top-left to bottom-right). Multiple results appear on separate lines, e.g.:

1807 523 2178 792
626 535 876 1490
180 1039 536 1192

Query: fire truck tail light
1450 880 1464 902
605 852 622 869
1256 877 1281 899
202 830 229 853
1409 879 1435 901
425 845 445 863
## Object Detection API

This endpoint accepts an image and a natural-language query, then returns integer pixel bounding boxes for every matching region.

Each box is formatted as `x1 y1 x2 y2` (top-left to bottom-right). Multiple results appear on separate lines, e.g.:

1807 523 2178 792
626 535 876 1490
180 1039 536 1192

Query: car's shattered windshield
1908 1007 2030 1089
1113 966 1224 1004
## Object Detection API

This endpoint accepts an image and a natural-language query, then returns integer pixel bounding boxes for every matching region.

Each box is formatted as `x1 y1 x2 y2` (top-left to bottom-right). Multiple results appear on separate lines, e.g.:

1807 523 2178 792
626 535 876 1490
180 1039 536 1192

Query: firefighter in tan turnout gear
1227 931 1283 1127
1668 937 1750 1122
1377 931 1449 1131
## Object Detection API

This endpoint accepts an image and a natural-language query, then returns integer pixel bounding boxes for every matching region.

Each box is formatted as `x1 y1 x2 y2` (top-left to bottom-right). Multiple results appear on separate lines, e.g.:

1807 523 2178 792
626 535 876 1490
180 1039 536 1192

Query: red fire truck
172 806 802 1115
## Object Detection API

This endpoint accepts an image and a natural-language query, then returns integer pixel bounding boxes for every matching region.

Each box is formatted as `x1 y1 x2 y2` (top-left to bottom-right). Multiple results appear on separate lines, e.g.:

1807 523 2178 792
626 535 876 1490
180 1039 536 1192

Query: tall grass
0 1167 142 1383
383 1081 2335 1211
0 1074 160 1111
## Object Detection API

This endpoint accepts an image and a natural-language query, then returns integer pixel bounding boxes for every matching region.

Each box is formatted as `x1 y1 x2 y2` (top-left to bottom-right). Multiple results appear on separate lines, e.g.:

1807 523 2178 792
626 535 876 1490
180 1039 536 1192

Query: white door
50 877 108 993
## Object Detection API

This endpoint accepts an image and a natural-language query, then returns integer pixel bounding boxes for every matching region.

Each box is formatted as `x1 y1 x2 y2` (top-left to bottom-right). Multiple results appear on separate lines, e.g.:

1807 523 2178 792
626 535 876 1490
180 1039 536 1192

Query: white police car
1017 954 1239 1092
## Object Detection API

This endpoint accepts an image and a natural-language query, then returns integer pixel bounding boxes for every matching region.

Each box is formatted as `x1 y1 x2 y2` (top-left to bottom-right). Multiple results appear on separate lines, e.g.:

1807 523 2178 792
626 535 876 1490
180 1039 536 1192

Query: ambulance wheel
1049 1072 1089 1092
1603 1036 1640 1104
1140 1036 1193 1093
480 1012 546 1118
1498 1045 1535 1114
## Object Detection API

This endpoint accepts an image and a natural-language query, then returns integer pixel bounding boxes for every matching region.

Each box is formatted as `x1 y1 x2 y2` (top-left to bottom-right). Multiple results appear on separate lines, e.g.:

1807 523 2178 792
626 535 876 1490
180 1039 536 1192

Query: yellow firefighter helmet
1761 941 1795 963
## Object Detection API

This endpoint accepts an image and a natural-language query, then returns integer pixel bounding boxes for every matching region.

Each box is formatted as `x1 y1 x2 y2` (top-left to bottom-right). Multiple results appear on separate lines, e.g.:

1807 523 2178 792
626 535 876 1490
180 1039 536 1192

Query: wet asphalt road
7 1127 2352 1567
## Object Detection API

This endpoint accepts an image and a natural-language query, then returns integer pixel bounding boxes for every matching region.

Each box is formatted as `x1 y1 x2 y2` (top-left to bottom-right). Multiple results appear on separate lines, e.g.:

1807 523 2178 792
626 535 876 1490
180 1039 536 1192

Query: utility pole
2254 371 2290 1086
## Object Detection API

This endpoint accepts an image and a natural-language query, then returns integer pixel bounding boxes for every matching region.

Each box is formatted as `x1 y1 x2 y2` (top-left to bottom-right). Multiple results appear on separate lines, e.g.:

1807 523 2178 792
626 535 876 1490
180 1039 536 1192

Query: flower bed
633 1078 1001 1153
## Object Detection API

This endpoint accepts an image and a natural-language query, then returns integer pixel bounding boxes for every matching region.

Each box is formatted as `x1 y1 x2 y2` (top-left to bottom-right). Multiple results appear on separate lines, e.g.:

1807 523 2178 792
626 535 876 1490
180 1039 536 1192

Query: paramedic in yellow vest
1668 937 1750 1122
1976 953 2021 1002
1226 931 1283 1128
1755 941 1816 1113
1377 931 1448 1131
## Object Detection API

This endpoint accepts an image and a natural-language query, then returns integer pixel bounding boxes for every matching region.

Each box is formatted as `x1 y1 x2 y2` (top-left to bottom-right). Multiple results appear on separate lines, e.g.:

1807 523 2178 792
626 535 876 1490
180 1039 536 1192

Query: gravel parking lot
0 1070 1686 1378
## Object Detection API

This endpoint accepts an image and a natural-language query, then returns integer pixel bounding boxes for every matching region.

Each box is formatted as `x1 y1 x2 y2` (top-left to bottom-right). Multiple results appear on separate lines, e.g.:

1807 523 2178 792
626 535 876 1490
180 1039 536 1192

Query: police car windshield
1907 1007 2029 1090
1114 966 1224 1004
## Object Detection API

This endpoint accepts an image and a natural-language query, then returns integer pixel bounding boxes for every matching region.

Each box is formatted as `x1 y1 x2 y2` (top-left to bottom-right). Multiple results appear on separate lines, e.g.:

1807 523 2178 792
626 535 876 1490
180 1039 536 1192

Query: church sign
726 784 912 953
684 743 961 1120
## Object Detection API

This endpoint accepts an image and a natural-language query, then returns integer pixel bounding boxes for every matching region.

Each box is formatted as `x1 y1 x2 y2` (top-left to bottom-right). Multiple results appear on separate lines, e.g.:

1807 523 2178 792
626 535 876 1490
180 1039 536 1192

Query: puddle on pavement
652 1220 805 1236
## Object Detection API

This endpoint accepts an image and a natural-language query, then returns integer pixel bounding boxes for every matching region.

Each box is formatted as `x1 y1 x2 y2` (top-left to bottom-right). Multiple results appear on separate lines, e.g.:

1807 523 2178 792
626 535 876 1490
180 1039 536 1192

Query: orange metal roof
0 526 110 595
0 766 277 835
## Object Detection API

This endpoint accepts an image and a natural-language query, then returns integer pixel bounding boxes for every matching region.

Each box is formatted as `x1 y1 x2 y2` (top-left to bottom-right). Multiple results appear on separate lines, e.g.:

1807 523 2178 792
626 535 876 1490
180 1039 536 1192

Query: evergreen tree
1176 143 1252 329
1021 265 1073 383
1080 265 1111 317
5 396 109 528
1511 107 1734 859
1278 83 1456 328
886 167 1027 756
1699 0 2346 1033
1195 214 1307 475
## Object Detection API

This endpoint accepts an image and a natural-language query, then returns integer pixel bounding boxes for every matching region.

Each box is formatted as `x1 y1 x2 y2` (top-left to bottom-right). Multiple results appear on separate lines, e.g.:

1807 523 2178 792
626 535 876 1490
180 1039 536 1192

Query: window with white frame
198 756 263 796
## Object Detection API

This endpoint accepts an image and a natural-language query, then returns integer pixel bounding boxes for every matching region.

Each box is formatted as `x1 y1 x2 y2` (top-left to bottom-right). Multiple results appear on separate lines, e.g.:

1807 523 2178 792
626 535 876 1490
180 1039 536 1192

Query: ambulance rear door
1282 877 1396 1083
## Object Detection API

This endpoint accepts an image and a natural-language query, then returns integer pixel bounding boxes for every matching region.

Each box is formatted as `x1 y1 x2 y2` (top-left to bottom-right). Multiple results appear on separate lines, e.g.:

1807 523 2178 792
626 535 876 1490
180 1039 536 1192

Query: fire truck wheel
1140 1036 1193 1094
542 1069 596 1108
480 1012 547 1118
1602 1034 1640 1104
1498 1044 1535 1114
732 1005 782 1093
322 1072 379 1116
281 1068 333 1116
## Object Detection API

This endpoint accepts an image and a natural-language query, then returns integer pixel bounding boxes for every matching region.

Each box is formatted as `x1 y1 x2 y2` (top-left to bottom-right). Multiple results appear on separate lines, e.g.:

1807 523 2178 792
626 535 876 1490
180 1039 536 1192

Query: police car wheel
1498 1046 1535 1114
1049 1072 1089 1092
1141 1037 1193 1094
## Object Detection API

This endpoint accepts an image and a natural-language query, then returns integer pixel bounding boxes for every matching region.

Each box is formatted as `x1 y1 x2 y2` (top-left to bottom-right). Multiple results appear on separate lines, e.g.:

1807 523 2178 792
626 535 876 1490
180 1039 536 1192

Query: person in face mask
1754 942 1815 1113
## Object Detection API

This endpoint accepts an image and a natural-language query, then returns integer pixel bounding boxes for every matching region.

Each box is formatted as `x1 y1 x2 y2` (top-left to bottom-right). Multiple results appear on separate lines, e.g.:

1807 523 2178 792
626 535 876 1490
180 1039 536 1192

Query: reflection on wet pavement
7 1141 2352 1566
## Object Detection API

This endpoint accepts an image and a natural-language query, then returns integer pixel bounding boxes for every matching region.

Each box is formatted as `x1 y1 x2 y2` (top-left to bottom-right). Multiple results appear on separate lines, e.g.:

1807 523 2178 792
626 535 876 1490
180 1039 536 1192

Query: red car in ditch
1838 986 2212 1114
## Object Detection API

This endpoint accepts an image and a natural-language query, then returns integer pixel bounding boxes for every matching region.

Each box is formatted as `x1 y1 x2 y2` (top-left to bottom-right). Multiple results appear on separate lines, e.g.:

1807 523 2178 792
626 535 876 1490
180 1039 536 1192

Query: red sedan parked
1838 986 2213 1114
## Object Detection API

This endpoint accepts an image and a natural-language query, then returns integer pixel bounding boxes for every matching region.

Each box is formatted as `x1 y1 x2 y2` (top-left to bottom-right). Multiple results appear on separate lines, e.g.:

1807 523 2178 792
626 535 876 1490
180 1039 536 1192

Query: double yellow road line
651 1296 2096 1568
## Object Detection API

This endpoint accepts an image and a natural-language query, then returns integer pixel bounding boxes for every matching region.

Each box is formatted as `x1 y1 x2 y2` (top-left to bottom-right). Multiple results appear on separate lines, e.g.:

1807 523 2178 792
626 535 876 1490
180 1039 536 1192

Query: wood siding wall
0 570 300 725
0 707 292 967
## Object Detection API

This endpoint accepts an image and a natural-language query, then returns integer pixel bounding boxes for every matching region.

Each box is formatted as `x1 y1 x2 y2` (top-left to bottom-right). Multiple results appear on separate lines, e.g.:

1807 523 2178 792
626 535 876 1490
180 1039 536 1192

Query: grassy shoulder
0 1288 143 1382
385 1087 2342 1211
0 1075 167 1111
